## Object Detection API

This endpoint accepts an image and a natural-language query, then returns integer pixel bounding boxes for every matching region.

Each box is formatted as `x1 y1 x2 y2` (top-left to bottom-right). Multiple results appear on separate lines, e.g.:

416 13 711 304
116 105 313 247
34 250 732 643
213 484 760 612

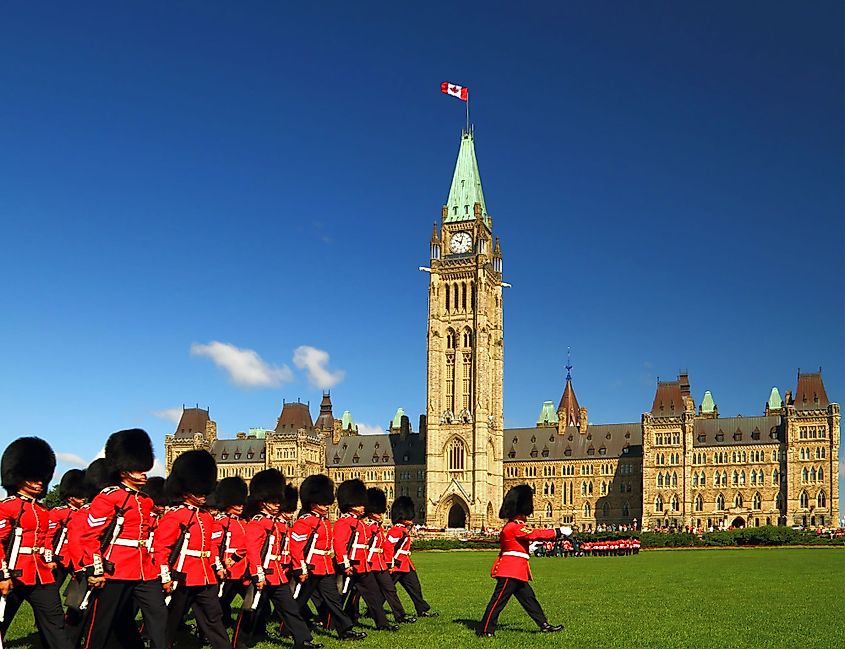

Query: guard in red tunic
231 469 319 649
386 496 436 618
333 480 396 631
213 476 249 628
363 488 414 624
155 450 230 649
78 429 168 649
50 469 88 586
0 437 73 649
478 485 567 638
290 474 365 642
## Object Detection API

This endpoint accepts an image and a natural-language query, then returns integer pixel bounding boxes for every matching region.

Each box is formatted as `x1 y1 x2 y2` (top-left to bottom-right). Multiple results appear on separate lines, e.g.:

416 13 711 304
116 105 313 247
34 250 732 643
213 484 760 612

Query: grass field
4 548 843 649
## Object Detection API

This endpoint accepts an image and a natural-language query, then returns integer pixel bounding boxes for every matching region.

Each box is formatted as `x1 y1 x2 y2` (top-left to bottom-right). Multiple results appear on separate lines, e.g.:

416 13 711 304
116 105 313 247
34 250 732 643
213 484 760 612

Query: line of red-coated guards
1 430 574 648
0 431 438 649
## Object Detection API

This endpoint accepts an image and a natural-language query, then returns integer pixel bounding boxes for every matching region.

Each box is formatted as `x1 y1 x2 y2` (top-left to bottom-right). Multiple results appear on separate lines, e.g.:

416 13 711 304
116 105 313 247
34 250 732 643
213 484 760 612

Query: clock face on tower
449 231 472 254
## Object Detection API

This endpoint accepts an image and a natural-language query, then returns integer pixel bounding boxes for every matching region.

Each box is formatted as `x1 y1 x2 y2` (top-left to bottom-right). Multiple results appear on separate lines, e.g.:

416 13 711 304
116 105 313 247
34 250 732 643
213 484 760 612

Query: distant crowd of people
532 537 640 558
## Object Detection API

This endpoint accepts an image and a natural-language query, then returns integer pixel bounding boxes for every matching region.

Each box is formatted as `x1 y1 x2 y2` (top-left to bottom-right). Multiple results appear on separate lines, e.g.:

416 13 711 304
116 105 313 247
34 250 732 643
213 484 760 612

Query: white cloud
152 408 183 423
149 459 166 478
191 341 293 388
357 422 386 436
56 452 86 467
293 345 345 389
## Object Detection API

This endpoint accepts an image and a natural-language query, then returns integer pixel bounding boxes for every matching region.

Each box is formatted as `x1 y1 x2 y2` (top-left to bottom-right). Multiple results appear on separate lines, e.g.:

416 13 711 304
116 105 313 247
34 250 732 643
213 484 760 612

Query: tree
43 484 61 509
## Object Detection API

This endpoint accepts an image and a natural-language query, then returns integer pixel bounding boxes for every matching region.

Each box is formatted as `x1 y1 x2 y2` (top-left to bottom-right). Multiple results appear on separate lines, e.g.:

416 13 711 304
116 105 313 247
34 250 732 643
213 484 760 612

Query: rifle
164 509 197 606
292 527 318 600
52 517 70 565
341 525 360 595
217 526 231 598
250 529 275 610
78 493 134 608
0 501 26 624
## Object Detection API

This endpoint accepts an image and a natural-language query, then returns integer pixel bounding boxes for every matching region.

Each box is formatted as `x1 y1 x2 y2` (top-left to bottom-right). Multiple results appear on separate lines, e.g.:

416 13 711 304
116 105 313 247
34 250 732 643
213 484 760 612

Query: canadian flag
441 81 468 101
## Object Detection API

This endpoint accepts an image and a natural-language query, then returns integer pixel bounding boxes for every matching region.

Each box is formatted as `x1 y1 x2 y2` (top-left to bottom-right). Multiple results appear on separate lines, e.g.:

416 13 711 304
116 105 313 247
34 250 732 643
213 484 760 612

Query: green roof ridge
767 387 782 410
537 401 559 425
700 391 716 413
445 129 489 224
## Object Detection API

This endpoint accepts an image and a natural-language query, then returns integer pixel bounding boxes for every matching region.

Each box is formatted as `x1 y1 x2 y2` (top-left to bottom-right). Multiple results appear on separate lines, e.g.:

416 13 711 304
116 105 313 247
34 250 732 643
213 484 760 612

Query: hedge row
412 527 845 551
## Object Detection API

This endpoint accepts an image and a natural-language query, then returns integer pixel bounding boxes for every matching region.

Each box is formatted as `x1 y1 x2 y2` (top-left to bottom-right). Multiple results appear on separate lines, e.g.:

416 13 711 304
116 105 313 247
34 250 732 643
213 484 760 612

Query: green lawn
4 548 843 648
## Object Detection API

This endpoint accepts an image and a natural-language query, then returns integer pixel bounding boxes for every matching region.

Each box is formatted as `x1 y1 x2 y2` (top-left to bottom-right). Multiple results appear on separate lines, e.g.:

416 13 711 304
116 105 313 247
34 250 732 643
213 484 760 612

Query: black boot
340 629 367 640
540 622 563 633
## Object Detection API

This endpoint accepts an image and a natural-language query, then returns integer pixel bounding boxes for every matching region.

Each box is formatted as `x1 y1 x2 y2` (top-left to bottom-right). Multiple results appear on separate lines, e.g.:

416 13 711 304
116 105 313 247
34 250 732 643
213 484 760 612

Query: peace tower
423 129 505 528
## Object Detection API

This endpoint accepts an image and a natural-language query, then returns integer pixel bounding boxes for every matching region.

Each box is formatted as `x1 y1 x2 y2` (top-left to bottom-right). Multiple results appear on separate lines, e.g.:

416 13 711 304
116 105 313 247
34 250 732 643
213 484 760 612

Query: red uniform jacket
215 513 247 582
386 523 415 573
0 495 56 586
63 505 91 572
490 520 556 582
290 512 333 576
78 485 157 581
245 514 288 586
362 519 388 572
154 505 222 587
332 514 369 574
49 504 76 567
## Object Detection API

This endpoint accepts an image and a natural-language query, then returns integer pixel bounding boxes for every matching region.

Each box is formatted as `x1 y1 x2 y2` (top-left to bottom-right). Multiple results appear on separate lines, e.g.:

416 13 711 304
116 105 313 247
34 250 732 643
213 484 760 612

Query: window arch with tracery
447 437 466 472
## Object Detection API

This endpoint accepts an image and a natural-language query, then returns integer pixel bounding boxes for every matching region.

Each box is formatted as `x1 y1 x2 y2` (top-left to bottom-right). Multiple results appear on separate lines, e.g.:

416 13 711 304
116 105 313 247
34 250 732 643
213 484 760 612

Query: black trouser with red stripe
219 580 248 628
0 581 73 649
392 570 431 614
372 570 406 619
343 572 389 627
165 584 230 649
479 577 547 635
83 579 167 649
233 583 311 649
296 574 353 636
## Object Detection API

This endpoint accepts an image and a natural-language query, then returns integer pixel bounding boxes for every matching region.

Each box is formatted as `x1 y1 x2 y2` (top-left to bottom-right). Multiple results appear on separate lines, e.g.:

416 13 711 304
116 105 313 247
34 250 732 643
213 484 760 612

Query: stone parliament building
165 130 840 531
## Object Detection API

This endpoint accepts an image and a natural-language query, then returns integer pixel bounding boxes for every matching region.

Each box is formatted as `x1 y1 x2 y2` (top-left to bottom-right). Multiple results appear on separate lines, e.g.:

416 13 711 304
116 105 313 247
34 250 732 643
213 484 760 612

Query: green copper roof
536 401 559 425
700 391 716 413
767 387 782 410
391 407 406 429
340 410 357 431
445 129 489 225
248 427 269 439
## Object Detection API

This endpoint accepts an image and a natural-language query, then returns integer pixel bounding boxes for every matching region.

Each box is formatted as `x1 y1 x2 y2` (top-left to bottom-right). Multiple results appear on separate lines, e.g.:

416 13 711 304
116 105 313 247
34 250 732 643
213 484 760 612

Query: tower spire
444 130 489 226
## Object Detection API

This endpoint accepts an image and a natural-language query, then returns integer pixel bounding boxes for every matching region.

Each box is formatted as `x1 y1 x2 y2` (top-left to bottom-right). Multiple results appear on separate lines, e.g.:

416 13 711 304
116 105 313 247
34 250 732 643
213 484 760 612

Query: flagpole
466 91 470 132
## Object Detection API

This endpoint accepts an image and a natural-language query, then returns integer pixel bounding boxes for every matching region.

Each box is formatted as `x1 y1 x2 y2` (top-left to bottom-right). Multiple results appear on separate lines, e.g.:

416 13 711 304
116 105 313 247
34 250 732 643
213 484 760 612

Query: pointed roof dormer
444 129 490 226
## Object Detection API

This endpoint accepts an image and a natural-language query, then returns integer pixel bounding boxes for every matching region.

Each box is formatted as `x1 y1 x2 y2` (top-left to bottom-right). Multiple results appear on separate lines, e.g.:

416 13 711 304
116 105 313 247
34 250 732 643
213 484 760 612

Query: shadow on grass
5 632 41 649
453 618 530 634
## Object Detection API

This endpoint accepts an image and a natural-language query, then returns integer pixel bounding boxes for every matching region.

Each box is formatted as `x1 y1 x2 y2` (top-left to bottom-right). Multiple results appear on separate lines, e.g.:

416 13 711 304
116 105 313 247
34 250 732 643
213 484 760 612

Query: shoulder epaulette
101 486 120 495
0 496 15 503
251 514 264 521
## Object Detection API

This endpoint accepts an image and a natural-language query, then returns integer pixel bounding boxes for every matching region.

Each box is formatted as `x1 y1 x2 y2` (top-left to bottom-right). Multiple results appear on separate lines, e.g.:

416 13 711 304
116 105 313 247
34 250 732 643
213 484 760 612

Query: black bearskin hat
1 437 56 496
249 469 286 504
215 476 248 509
143 476 168 507
299 474 335 509
85 458 115 495
59 469 88 501
165 450 217 498
105 429 154 475
281 484 299 513
204 490 221 511
336 479 367 513
390 496 415 524
365 487 387 515
499 484 534 520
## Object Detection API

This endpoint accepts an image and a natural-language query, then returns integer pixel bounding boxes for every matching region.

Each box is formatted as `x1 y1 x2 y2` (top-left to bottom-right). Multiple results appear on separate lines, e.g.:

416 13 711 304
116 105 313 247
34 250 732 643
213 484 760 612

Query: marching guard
362 488 414 625
0 437 73 649
49 468 88 586
333 480 396 631
155 450 231 649
386 496 436 618
213 476 249 628
478 485 567 637
231 469 319 649
290 474 365 642
78 428 168 649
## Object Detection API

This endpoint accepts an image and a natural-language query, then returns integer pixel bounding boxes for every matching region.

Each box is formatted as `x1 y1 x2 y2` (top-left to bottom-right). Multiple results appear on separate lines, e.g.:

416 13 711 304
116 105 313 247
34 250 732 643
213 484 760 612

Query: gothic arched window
817 491 826 508
694 493 703 512
799 491 809 509
447 438 465 472
716 493 725 510
655 495 663 512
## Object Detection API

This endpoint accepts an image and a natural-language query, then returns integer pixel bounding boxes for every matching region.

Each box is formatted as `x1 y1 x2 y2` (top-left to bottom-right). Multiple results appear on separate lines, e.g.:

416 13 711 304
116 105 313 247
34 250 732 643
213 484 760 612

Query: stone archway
448 503 467 528
731 516 746 529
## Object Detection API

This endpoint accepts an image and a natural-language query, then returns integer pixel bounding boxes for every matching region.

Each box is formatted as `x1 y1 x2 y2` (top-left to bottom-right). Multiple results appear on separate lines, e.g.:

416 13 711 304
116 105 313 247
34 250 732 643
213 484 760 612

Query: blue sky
0 2 842 499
